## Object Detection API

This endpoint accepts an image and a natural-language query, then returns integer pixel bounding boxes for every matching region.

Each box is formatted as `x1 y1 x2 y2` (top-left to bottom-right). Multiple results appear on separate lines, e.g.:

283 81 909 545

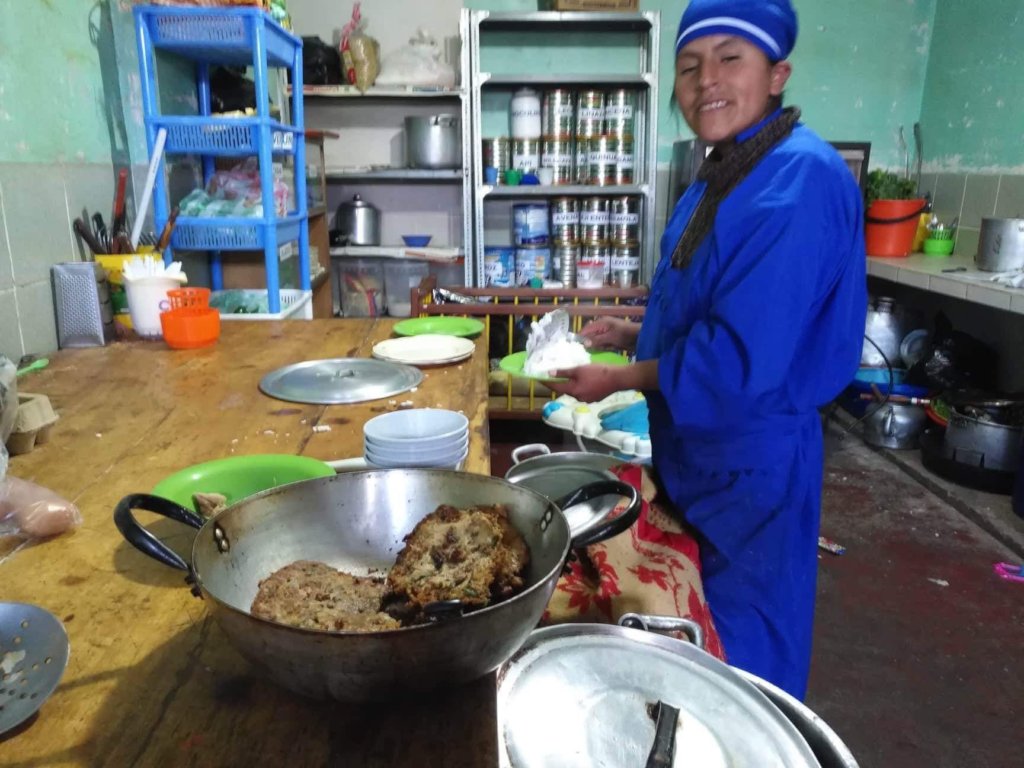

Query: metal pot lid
504 452 621 539
497 624 819 768
340 193 374 210
259 358 423 405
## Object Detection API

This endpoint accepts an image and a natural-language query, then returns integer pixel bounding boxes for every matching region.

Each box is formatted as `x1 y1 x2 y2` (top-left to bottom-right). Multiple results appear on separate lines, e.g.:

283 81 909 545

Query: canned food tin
576 91 605 139
583 244 611 283
588 136 617 187
484 246 516 287
482 137 510 180
512 138 541 174
580 197 610 245
515 246 551 286
604 89 636 139
576 260 605 289
574 139 590 184
551 197 579 245
610 196 640 245
512 202 550 247
541 139 574 185
613 136 634 185
610 244 640 288
553 244 579 287
542 89 576 139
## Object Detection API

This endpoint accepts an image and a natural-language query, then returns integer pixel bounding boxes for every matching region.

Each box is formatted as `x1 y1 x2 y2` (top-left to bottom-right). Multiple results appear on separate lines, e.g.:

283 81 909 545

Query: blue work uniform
636 113 866 698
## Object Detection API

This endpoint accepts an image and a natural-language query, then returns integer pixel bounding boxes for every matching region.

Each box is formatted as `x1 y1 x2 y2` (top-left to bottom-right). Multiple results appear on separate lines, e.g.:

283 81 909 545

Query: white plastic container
383 260 430 317
510 88 542 140
336 258 386 317
125 277 179 338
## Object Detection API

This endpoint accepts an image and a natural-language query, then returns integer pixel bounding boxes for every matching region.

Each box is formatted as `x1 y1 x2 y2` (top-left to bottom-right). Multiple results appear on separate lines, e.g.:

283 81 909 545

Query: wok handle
557 480 641 548
113 493 204 574
619 613 706 651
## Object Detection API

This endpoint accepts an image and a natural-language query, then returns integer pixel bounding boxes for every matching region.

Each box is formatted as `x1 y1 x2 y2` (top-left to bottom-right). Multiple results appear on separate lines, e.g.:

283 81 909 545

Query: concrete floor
490 419 1024 768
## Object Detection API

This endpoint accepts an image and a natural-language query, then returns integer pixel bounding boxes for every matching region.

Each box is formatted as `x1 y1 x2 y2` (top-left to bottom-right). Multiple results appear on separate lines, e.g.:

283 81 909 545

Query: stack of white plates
363 408 470 470
372 335 475 366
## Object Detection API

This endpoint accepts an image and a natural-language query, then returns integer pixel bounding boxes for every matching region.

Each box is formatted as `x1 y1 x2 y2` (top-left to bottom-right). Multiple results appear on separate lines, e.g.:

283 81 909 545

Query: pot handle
556 480 641 548
433 113 458 127
113 493 204 575
511 443 551 465
618 613 706 651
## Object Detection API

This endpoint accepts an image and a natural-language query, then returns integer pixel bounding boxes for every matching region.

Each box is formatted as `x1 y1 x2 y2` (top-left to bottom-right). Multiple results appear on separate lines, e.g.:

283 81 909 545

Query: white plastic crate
211 289 312 321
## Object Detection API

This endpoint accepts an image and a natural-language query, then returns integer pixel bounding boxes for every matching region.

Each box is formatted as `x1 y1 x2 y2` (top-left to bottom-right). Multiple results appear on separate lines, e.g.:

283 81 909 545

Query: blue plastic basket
154 118 298 156
141 6 299 68
171 216 304 251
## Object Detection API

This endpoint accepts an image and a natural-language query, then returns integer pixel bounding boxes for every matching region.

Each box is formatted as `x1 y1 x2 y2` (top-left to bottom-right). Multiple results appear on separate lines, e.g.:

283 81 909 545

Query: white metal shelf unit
305 11 475 287
468 10 660 287
134 5 309 316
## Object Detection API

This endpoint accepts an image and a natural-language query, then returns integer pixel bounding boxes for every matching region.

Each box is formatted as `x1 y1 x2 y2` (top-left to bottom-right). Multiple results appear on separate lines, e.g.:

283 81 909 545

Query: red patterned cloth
541 463 725 661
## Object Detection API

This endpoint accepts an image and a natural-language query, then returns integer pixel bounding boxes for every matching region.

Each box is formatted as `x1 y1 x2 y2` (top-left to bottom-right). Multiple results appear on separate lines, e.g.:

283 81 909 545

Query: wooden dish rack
410 277 648 419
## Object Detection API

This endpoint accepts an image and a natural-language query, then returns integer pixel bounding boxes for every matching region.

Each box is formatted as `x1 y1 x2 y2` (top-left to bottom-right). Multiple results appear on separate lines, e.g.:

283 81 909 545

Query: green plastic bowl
152 454 335 511
923 237 955 256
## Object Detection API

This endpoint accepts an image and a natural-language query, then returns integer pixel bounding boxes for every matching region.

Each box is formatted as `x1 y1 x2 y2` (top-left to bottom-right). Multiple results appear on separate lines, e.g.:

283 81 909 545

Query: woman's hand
578 317 640 352
546 364 625 403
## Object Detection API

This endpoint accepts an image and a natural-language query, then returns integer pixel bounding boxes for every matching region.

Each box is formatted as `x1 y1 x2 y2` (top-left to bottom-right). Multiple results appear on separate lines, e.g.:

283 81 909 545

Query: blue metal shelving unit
134 5 308 315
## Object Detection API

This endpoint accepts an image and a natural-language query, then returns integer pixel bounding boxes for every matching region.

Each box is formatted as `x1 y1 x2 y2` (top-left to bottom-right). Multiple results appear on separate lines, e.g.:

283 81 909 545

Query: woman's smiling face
674 34 792 146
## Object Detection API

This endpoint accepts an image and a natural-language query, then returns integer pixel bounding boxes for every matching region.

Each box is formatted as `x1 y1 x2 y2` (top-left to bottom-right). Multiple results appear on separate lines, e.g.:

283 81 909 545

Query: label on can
578 106 604 121
581 210 610 226
610 211 640 226
484 247 515 287
617 152 634 169
610 254 640 270
552 211 579 225
513 152 539 171
605 104 634 121
542 153 573 169
589 149 617 165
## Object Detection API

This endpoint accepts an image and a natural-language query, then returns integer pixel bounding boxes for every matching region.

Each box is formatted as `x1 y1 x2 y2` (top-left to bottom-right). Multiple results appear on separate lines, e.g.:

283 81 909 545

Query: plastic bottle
510 88 541 139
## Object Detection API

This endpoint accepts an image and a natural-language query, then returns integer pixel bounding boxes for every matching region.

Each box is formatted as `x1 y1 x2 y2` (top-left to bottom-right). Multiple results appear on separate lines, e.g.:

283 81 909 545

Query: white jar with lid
510 88 542 140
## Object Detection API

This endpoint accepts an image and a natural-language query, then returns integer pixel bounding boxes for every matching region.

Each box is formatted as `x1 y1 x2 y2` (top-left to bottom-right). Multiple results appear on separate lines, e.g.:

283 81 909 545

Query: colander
0 603 70 734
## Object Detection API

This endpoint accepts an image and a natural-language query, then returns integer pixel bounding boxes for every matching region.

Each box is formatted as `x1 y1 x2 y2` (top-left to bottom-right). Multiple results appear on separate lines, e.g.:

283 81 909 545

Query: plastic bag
0 475 82 540
303 36 342 85
905 313 998 391
339 3 379 93
0 355 16 445
377 29 456 88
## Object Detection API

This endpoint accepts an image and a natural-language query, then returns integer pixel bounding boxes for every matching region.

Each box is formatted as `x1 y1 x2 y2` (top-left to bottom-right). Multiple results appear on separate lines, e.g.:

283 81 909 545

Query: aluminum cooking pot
404 114 461 169
113 469 640 701
497 613 858 768
334 194 380 246
977 217 1024 272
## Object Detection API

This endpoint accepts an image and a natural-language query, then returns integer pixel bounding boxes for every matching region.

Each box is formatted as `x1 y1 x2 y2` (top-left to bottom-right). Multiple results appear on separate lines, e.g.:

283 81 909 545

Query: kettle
334 194 380 246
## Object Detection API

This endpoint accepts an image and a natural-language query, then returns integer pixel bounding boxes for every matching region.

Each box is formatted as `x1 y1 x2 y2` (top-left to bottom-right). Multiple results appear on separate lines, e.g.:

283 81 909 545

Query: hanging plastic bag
339 2 379 93
377 29 456 89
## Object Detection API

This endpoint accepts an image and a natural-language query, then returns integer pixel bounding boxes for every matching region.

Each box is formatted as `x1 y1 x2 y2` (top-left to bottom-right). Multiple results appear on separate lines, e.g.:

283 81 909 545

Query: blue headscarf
675 0 799 62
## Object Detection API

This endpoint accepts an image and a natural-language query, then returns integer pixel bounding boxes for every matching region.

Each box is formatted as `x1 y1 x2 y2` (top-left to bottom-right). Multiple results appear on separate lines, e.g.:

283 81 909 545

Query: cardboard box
544 0 640 11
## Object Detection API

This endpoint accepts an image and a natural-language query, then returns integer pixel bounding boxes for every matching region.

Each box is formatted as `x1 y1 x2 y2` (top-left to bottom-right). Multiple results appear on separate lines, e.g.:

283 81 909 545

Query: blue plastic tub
839 368 930 417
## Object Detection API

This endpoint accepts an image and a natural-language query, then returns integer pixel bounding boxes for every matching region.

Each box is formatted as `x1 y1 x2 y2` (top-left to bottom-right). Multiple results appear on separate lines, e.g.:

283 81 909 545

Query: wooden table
0 320 498 767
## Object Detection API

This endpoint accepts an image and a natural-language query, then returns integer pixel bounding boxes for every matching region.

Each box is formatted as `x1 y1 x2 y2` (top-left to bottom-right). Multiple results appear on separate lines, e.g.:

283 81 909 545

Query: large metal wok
114 469 640 701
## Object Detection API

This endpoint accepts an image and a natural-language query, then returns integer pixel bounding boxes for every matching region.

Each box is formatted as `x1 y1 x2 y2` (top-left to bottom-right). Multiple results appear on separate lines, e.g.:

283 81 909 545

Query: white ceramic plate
372 334 475 366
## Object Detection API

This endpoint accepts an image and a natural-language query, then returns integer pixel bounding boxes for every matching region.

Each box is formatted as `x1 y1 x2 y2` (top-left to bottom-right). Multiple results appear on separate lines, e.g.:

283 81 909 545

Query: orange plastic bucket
865 199 927 257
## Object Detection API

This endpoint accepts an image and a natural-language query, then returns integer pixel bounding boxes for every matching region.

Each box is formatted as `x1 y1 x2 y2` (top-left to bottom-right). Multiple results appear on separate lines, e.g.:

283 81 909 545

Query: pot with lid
977 217 1024 272
497 614 858 768
334 194 380 246
404 114 462 169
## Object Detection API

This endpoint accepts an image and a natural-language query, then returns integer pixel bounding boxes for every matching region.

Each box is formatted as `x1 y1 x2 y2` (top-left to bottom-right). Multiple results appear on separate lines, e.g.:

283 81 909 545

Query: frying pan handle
619 613 706 651
557 480 641 548
113 493 204 575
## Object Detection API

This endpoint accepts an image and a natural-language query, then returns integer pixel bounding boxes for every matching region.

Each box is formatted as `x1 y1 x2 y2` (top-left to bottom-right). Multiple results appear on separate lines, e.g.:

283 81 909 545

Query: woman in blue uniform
550 0 866 699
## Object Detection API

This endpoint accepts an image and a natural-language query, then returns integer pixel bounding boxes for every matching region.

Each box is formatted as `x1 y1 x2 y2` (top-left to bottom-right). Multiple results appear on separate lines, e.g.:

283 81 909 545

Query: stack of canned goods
485 87 637 187
512 202 551 286
550 197 580 287
609 196 640 287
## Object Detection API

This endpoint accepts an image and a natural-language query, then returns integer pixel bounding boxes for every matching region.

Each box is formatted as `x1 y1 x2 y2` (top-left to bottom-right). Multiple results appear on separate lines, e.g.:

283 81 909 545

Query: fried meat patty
251 560 399 632
385 504 530 609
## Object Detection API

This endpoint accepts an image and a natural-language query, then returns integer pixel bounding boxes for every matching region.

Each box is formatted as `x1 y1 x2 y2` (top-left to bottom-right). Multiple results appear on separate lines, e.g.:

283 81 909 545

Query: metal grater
51 263 113 348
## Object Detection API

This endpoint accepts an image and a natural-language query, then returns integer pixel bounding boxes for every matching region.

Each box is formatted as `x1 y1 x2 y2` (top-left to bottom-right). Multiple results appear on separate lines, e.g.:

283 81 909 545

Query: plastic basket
140 7 298 68
171 216 302 251
155 118 297 156
211 289 312 320
167 288 210 310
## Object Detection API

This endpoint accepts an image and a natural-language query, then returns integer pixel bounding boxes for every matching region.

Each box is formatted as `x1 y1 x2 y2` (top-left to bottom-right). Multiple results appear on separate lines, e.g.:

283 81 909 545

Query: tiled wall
919 172 1024 258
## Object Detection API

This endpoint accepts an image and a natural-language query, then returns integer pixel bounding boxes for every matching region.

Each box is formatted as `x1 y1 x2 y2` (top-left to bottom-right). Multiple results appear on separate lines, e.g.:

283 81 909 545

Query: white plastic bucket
125 277 178 338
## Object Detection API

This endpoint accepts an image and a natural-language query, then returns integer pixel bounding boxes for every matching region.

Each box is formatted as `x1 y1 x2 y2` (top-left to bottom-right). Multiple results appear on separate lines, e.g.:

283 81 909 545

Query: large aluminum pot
977 217 1024 272
334 193 380 246
942 405 1022 471
114 469 639 701
404 114 461 169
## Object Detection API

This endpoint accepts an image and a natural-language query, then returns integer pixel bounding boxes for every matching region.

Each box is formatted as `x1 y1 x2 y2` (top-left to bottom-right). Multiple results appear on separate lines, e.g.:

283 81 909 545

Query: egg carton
4 393 59 456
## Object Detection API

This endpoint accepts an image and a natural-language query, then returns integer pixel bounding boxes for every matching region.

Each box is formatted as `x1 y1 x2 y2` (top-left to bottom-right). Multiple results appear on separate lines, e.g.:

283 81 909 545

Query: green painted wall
0 0 120 164
919 0 1024 172
466 0 937 167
